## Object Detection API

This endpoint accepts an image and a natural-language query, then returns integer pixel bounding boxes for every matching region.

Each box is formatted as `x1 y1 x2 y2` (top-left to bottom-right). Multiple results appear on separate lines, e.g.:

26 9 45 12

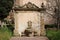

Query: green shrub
7 25 14 34
46 30 60 40
52 31 60 40
0 26 12 40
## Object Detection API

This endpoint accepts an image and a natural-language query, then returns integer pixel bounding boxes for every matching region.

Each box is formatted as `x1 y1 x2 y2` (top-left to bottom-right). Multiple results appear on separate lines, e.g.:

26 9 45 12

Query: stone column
40 15 46 36
13 10 19 36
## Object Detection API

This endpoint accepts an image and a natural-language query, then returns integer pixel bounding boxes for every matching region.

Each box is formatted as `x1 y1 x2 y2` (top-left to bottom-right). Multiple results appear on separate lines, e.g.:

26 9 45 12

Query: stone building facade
7 0 56 37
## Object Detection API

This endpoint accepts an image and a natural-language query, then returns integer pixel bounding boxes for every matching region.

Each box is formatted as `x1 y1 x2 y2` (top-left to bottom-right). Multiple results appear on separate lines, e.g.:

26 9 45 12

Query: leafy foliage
0 26 12 40
0 0 14 20
46 30 60 40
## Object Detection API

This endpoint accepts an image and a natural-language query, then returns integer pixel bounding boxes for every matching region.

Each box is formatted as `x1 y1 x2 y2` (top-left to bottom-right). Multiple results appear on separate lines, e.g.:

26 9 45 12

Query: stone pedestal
14 29 19 36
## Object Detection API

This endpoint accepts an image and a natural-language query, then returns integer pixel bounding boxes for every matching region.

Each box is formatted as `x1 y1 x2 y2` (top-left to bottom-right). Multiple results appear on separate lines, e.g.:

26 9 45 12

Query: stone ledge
10 37 49 40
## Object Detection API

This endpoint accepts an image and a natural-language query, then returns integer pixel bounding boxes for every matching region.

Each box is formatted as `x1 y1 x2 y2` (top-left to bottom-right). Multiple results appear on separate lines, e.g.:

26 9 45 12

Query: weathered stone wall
14 11 41 36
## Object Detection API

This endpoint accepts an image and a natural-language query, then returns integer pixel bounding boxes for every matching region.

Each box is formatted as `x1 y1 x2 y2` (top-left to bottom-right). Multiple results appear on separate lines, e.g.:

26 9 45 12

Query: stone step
10 37 49 40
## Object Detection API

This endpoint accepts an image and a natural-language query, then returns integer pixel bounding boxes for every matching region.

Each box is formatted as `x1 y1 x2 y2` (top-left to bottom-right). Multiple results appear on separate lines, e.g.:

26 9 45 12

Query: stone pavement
10 36 49 40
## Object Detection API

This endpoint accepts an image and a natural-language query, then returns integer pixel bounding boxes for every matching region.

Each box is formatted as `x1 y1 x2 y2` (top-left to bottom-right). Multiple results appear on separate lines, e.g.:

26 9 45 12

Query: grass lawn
46 29 60 40
0 26 12 40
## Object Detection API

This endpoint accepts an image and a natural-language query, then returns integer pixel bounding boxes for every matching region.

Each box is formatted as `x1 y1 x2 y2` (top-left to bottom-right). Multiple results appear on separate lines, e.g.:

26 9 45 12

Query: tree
0 0 14 20
54 0 60 30
46 0 60 30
